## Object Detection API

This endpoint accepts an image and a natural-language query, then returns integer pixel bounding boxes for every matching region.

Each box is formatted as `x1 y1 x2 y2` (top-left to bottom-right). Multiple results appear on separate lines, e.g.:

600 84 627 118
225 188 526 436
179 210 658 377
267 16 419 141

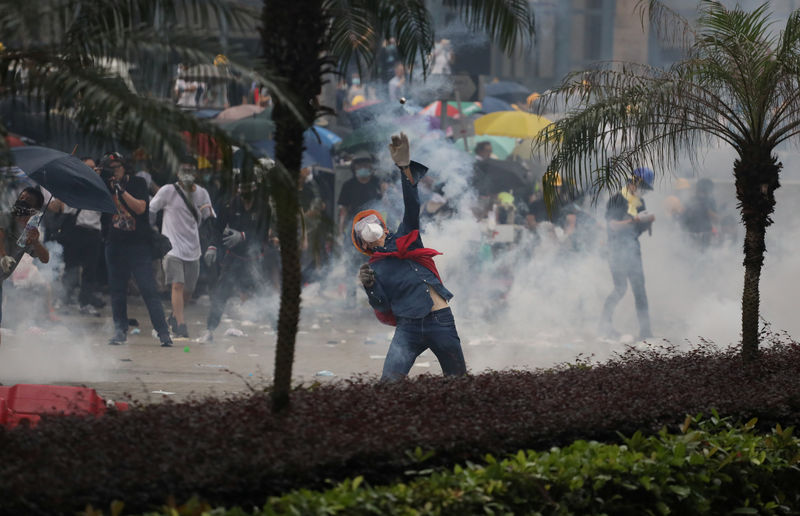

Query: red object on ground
0 384 129 428
4 134 25 147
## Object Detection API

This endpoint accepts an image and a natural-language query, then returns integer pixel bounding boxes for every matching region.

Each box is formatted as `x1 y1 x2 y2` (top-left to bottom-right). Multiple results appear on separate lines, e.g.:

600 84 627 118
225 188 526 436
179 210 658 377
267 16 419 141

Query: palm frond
324 0 376 75
442 0 534 55
635 0 695 51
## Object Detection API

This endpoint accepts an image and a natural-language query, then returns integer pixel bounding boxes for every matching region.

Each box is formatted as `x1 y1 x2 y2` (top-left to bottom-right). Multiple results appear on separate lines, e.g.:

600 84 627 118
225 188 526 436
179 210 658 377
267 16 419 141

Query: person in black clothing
681 178 717 251
600 167 656 340
100 152 172 347
337 150 383 307
198 181 270 342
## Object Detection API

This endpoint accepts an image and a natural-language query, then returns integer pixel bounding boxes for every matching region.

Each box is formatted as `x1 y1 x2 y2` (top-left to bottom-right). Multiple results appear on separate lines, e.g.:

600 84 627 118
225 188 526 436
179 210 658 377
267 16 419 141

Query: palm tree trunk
262 0 327 412
734 149 781 362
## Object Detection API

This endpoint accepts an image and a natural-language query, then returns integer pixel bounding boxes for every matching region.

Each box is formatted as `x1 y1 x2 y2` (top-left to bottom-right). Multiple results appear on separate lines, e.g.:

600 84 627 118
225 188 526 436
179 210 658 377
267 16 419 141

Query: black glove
359 263 375 288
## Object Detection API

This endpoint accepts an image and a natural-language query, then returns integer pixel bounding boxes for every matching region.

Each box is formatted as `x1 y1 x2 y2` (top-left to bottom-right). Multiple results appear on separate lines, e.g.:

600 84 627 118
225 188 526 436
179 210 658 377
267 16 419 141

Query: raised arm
389 133 428 235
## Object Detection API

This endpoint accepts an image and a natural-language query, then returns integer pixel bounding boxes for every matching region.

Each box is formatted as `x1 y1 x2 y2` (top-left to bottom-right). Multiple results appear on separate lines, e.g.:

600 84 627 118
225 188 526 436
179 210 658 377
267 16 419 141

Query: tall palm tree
538 0 800 361
263 0 535 412
0 0 290 168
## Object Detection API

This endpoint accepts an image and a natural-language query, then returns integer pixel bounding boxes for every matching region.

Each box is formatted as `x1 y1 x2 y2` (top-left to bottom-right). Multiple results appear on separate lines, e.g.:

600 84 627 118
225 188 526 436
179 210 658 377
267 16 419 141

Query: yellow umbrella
474 111 551 139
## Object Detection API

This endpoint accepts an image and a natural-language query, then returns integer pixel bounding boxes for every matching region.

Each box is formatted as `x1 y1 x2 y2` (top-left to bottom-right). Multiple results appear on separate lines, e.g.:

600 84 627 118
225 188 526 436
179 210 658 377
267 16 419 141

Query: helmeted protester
99 152 172 347
0 187 50 346
600 167 656 340
198 180 270 343
149 162 215 338
355 133 467 381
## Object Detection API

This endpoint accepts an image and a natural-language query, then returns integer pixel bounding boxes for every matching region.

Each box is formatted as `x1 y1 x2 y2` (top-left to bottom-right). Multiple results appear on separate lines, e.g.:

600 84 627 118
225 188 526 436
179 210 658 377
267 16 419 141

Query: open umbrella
214 104 265 122
456 135 517 160
219 116 275 141
473 158 529 196
480 96 514 113
484 81 530 103
305 126 342 148
474 112 552 139
420 101 482 118
336 124 396 154
10 146 116 212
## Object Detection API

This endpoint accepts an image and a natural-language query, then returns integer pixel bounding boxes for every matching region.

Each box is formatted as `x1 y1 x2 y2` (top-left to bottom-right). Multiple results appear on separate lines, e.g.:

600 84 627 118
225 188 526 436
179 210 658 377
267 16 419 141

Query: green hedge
132 415 800 516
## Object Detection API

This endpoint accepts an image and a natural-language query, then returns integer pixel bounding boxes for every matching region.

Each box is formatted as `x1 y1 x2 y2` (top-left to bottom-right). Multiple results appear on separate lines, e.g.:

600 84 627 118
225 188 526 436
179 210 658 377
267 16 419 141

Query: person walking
149 162 215 338
600 167 656 340
354 133 467 381
198 181 270 343
100 152 172 347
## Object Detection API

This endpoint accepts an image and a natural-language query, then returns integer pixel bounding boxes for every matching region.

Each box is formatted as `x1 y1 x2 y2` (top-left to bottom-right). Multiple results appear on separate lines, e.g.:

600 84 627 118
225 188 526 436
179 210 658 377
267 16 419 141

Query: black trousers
206 253 264 331
601 245 652 337
63 226 102 306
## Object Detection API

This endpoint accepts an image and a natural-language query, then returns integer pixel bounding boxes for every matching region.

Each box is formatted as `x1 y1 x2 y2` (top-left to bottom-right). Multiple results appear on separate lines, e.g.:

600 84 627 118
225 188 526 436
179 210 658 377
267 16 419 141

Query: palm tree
538 0 800 361
0 0 290 168
263 0 535 412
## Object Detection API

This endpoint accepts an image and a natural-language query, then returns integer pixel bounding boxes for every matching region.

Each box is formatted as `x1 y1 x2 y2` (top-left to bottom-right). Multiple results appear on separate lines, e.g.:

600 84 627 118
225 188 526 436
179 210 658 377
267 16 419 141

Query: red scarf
369 230 442 281
368 230 443 326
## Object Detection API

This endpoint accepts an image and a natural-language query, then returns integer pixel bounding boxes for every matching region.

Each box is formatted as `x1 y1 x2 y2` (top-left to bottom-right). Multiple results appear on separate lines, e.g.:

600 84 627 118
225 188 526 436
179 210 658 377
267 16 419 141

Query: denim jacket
364 161 454 319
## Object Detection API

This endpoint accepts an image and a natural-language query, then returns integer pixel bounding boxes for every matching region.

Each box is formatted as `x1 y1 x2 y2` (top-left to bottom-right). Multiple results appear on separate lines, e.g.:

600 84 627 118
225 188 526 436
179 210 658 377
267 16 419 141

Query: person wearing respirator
149 163 215 339
353 133 467 381
0 187 50 347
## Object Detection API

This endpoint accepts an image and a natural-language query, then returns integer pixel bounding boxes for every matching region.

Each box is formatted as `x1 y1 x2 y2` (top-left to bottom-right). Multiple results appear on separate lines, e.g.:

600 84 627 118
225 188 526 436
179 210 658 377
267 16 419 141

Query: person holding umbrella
99 152 172 347
0 187 50 346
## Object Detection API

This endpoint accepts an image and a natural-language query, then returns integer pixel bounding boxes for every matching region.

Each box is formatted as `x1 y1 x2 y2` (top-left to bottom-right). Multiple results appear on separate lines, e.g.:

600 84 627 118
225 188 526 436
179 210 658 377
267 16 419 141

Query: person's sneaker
197 330 213 343
159 334 173 347
108 331 127 345
167 314 178 333
79 304 101 317
88 295 106 309
174 323 189 339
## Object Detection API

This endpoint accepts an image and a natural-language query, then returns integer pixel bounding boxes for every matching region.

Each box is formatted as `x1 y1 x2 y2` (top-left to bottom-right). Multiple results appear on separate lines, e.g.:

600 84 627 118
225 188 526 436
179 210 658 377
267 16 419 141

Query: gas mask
12 199 38 217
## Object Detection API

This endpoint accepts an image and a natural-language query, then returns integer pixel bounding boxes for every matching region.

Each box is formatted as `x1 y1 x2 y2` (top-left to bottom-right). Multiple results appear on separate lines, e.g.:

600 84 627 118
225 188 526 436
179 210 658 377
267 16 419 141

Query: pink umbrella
214 104 265 122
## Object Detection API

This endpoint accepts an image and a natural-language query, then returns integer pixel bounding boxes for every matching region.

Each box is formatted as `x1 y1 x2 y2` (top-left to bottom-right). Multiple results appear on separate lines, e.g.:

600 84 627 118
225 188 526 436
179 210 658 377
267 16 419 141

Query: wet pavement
0 292 648 404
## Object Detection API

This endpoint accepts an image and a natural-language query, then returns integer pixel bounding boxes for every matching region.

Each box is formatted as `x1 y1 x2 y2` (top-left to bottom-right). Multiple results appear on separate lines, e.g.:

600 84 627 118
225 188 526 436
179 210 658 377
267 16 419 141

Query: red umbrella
420 101 462 118
5 134 25 147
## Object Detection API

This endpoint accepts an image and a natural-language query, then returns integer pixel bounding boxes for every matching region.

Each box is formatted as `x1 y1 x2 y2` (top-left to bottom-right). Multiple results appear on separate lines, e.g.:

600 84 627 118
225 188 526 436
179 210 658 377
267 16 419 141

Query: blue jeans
105 241 169 337
382 307 467 381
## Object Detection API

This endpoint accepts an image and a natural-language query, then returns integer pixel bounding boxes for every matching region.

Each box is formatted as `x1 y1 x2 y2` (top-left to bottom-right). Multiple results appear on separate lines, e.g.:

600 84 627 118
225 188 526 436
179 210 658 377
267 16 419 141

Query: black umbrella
9 146 116 212
473 158 530 196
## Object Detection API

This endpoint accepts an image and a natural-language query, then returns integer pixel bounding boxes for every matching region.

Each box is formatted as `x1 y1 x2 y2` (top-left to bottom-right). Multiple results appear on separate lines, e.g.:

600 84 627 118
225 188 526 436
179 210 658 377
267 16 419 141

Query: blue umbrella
481 96 514 113
10 146 116 213
194 108 222 119
485 81 530 102
249 138 332 170
305 126 341 148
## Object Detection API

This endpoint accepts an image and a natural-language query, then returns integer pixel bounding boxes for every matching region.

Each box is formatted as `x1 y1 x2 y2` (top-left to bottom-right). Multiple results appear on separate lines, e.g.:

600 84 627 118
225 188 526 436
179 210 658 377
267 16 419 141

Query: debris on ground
314 370 335 377
151 390 175 395
196 364 227 369
224 328 247 337
369 355 386 360
183 346 190 353
131 328 141 335
414 362 431 368
226 345 237 354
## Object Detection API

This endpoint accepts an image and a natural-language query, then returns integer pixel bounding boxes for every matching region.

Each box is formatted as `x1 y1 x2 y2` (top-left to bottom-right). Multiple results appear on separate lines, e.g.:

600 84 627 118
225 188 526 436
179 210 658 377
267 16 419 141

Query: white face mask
360 223 384 243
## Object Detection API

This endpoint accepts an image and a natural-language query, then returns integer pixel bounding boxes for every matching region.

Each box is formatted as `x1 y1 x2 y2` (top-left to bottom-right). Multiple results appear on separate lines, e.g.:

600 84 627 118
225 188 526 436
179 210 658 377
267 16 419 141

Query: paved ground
0 289 643 404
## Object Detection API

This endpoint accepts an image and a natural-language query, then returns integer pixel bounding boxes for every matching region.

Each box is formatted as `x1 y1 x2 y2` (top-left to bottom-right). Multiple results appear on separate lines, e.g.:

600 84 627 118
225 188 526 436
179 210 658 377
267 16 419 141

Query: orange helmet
351 209 388 256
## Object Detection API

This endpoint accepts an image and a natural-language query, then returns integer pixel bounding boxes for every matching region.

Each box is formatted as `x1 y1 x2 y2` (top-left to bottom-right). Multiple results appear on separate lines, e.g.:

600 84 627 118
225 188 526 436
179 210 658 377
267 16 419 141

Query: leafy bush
2 338 800 515
254 417 800 515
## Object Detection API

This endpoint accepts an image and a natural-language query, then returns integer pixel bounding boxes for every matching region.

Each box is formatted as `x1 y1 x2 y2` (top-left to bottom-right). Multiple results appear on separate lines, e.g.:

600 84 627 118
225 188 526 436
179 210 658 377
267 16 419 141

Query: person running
354 133 467 381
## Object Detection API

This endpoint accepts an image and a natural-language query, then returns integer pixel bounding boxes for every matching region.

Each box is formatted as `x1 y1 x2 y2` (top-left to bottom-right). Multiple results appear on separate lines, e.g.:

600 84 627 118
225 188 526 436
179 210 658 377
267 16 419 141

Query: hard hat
351 95 365 106
213 54 228 66
631 167 654 189
197 156 212 169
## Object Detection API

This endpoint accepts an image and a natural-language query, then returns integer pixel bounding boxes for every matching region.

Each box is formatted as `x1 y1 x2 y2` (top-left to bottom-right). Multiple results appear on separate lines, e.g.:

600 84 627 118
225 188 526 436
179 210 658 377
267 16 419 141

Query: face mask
352 78 361 86
12 199 37 217
355 168 371 179
178 172 195 186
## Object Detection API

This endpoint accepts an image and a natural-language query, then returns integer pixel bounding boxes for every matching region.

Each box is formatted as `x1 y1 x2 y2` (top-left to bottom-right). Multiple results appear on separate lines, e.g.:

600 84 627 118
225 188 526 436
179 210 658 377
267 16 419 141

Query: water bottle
17 212 42 247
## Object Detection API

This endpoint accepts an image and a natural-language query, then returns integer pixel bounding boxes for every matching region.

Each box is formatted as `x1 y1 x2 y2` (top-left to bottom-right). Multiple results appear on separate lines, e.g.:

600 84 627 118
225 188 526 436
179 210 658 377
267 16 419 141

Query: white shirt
175 79 200 107
149 183 214 261
63 206 102 231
